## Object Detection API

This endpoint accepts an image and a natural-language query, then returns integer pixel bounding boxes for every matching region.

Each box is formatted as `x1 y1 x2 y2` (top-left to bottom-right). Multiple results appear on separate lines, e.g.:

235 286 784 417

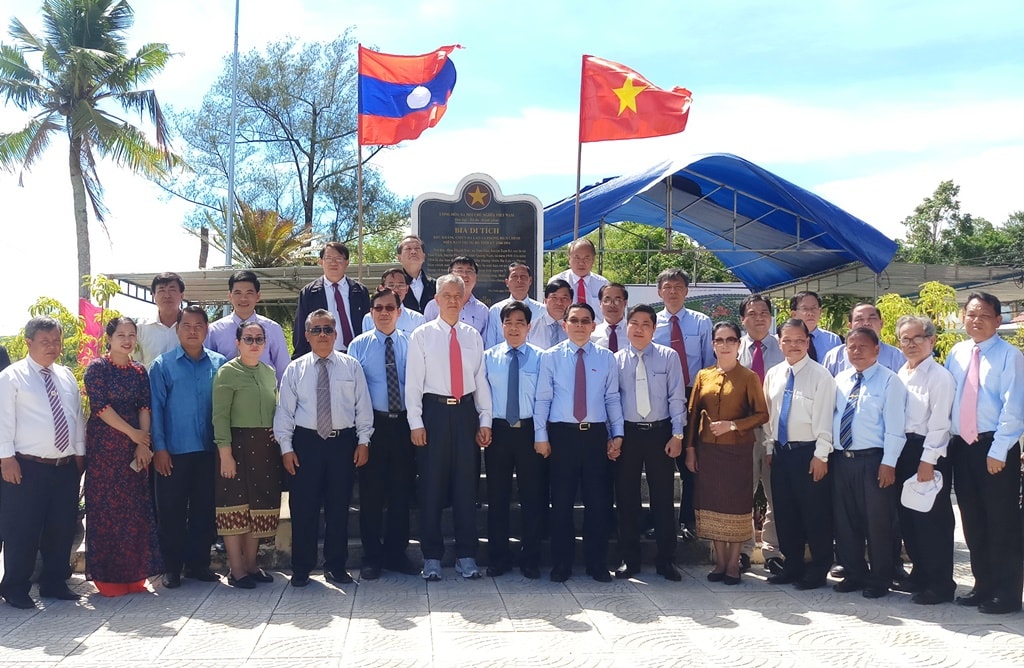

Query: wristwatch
729 422 738 431
673 433 685 441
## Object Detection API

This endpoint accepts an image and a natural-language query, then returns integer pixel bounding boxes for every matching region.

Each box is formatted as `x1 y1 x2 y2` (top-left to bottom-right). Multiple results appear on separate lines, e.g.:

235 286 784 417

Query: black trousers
831 449 897 589
951 434 1023 602
418 396 479 560
486 419 548 569
770 443 833 581
0 458 80 598
358 413 415 567
289 427 357 576
895 434 956 597
549 422 611 573
616 422 676 567
154 450 216 575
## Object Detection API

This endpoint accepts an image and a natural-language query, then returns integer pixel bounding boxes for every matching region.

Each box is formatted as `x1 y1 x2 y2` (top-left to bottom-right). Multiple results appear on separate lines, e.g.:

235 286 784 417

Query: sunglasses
371 304 397 313
307 326 335 336
241 336 266 345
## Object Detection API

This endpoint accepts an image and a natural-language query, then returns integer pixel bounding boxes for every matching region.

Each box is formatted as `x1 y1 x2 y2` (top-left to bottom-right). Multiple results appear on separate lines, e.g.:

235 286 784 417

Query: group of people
0 235 1021 616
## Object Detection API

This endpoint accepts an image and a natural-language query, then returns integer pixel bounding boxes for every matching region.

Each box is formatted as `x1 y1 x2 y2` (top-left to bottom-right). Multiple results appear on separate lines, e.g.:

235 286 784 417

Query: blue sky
1 0 1022 334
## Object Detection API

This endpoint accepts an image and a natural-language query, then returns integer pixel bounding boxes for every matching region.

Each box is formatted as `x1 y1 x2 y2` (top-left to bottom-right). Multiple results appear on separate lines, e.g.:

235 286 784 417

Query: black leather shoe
891 578 924 593
3 593 37 609
360 565 381 581
325 569 354 585
832 579 863 593
764 557 785 576
227 574 256 589
707 571 726 583
290 573 310 587
248 569 274 584
589 569 613 583
162 572 181 589
912 589 954 605
486 563 510 578
678 523 696 541
550 569 570 583
39 586 81 601
862 586 889 599
793 576 827 591
955 590 986 607
183 568 219 582
722 574 741 586
656 563 682 582
520 566 541 580
383 557 420 575
738 553 751 573
979 597 1023 615
615 563 640 579
767 573 800 585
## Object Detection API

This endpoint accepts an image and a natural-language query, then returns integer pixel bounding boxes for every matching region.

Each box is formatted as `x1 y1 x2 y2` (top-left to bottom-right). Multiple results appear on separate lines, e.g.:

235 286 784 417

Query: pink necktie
449 327 464 399
573 348 587 422
751 341 765 382
959 345 980 444
670 315 690 387
576 278 586 304
333 282 354 347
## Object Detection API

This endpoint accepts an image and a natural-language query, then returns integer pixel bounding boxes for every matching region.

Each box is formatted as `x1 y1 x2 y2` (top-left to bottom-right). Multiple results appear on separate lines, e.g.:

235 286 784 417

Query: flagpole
356 44 365 282
574 54 586 243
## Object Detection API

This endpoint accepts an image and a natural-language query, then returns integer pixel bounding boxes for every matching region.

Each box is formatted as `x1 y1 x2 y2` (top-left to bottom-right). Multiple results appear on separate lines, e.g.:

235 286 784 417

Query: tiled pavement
1 550 1023 668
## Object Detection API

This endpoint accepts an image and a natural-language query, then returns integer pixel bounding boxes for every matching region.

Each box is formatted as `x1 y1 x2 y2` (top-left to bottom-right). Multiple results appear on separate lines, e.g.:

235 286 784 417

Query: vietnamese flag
579 55 692 143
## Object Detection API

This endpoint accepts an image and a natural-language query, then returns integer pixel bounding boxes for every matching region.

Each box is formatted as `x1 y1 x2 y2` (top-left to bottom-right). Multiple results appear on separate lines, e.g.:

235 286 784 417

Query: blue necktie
839 372 863 450
506 347 520 425
778 368 794 445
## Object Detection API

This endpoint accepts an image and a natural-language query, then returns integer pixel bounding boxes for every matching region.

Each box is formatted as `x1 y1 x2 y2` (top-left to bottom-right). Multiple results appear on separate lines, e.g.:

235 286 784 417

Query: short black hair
966 291 1001 317
777 318 809 337
151 272 184 294
500 300 533 324
739 294 771 318
848 302 880 322
846 326 879 345
544 278 573 299
371 287 401 308
380 268 408 286
320 241 350 260
228 269 260 292
177 305 209 325
564 302 596 321
235 320 266 340
626 304 656 325
448 256 479 273
713 321 742 339
506 262 533 278
789 291 821 310
104 316 137 340
598 282 629 301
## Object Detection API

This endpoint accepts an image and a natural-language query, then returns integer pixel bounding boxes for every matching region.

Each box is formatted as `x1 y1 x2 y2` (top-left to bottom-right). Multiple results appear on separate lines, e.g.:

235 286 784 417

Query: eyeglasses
566 318 593 326
898 335 928 346
241 336 266 345
321 255 347 264
371 304 397 313
795 306 821 314
713 337 740 345
307 326 335 336
383 283 408 291
601 297 625 305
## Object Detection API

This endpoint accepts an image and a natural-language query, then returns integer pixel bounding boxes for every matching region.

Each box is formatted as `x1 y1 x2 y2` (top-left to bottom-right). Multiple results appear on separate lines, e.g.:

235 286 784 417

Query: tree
200 200 315 268
167 32 408 262
875 281 962 362
0 0 176 298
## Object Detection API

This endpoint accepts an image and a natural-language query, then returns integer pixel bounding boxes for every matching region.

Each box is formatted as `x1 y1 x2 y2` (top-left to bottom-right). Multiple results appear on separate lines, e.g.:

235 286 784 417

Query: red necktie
332 283 353 347
608 324 618 352
573 347 587 422
751 341 765 382
959 345 980 444
670 314 691 386
576 277 586 304
449 326 464 399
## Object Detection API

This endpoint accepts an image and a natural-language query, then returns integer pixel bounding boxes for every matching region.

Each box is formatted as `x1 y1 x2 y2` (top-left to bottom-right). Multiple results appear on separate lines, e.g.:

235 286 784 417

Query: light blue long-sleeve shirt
833 362 907 467
653 307 714 387
534 340 624 442
822 341 906 377
945 335 1024 462
485 296 545 348
360 306 425 336
346 328 409 413
615 343 687 434
484 341 543 422
150 345 226 454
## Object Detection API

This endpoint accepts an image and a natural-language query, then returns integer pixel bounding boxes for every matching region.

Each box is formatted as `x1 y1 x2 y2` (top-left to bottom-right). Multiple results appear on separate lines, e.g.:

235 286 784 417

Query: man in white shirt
422 256 489 338
552 238 609 323
397 234 435 313
134 272 185 368
0 317 87 609
406 274 493 581
763 318 836 591
527 279 573 350
893 315 957 605
591 283 627 352
486 262 544 348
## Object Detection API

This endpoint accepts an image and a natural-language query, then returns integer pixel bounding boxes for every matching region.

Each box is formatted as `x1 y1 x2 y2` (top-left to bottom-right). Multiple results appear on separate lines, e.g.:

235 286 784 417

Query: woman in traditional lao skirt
212 321 282 588
85 317 163 596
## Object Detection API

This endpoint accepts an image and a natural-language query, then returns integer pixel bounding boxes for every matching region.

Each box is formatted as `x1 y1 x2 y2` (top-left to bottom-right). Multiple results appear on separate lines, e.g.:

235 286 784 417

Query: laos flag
358 44 460 146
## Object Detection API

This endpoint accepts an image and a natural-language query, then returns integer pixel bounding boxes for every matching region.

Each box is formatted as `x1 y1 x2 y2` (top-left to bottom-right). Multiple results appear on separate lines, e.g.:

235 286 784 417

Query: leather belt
495 418 533 429
625 419 670 431
834 447 883 459
16 453 76 467
553 421 596 431
424 393 467 406
374 410 407 420
774 440 815 452
295 426 355 440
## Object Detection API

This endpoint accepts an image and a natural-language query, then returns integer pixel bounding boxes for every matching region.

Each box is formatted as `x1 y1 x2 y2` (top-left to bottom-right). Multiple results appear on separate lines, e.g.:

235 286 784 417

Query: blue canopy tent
543 153 898 292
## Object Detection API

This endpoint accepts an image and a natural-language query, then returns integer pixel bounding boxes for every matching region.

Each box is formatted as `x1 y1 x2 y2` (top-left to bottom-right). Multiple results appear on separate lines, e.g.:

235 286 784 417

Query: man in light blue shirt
613 304 686 581
360 269 426 336
526 279 573 350
485 262 544 348
945 291 1024 614
790 291 842 362
150 306 227 588
347 288 418 580
821 303 905 376
535 303 624 583
482 301 547 579
830 327 907 600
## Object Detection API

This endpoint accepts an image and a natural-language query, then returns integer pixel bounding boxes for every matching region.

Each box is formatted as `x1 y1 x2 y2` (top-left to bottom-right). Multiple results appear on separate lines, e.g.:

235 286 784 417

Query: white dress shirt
273 351 374 453
526 310 566 349
592 319 626 351
405 318 493 432
133 317 180 368
552 269 609 323
0 357 86 458
763 355 836 460
899 356 955 465
325 276 356 351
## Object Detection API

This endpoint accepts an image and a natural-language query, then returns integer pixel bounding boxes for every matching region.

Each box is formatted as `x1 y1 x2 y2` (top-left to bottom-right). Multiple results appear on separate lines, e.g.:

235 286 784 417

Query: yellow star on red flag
613 76 647 115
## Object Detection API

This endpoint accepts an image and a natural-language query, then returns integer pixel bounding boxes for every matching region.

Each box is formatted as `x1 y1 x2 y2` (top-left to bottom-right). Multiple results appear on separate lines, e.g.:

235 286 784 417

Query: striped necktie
838 372 863 450
40 367 70 452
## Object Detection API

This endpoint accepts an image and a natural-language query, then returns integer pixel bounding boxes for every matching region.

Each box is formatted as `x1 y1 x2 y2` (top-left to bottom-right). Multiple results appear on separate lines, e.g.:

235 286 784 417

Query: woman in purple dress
84 317 163 596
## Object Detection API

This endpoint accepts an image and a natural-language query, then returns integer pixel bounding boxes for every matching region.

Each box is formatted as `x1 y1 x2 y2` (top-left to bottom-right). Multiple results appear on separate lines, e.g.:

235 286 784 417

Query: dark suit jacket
0 345 10 372
402 269 436 314
292 276 370 358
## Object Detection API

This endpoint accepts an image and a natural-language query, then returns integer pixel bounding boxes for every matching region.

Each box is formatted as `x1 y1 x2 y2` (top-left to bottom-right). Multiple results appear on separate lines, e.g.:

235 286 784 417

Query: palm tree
0 0 176 298
201 200 316 268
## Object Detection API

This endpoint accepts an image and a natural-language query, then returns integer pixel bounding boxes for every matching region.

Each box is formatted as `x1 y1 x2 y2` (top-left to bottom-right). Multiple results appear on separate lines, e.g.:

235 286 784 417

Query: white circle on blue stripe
407 86 431 110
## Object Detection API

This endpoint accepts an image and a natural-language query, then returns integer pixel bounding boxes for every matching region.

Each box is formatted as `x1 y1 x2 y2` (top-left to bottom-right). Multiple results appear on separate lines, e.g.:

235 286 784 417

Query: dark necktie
332 282 354 348
751 341 765 382
778 368 794 445
40 367 70 452
608 324 619 352
807 331 819 362
315 357 333 439
670 314 691 387
573 347 587 422
384 336 402 412
506 347 520 425
839 372 863 450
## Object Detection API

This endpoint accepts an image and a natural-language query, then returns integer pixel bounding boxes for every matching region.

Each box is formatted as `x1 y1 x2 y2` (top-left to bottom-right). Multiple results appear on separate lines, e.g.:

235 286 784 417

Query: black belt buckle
446 397 458 405
578 422 591 431
387 412 400 419
636 422 654 431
